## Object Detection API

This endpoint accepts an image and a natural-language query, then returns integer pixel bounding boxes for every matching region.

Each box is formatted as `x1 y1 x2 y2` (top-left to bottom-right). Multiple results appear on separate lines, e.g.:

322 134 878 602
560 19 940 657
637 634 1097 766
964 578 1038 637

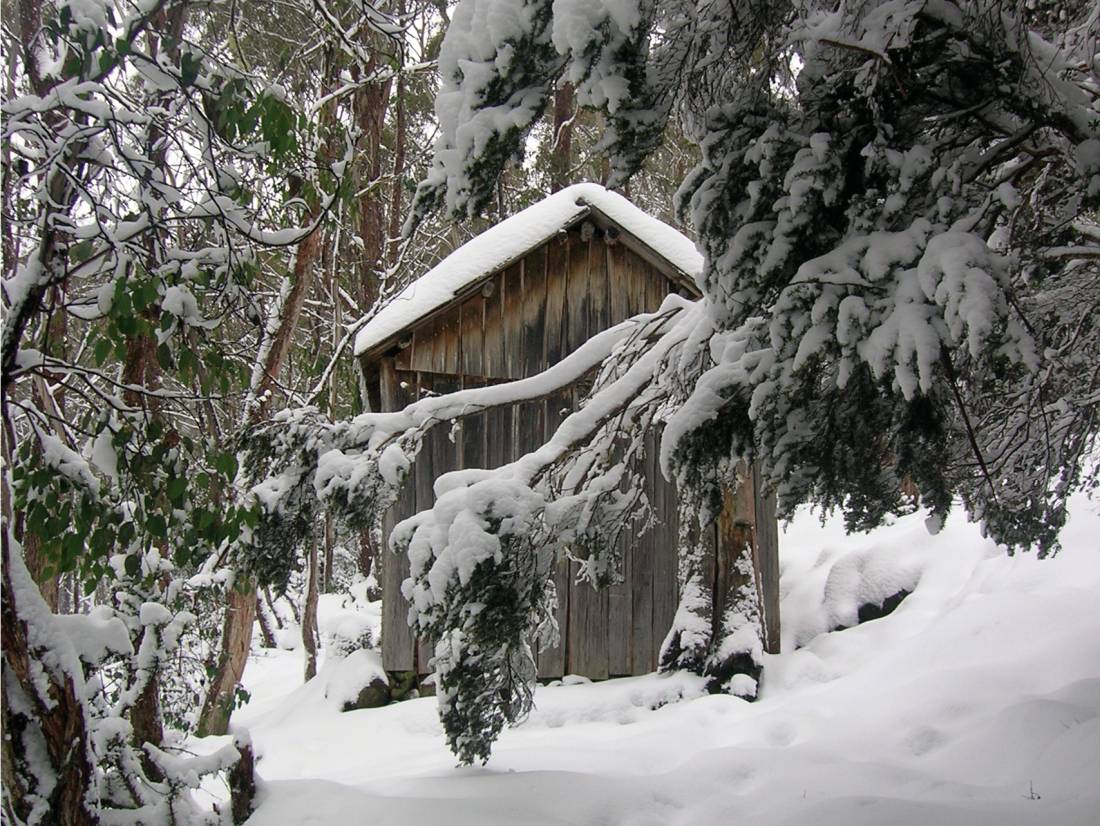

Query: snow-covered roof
354 183 703 357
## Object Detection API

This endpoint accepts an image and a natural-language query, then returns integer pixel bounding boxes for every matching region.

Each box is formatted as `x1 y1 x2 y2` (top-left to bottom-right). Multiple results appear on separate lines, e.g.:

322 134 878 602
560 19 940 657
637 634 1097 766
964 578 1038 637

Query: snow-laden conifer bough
231 0 1100 766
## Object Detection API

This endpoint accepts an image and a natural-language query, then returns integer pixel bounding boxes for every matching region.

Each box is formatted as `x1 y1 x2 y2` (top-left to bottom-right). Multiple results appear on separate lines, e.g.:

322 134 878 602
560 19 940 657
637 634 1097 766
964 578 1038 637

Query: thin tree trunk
124 7 187 766
550 81 574 192
130 636 165 780
302 537 320 681
264 586 284 629
354 55 393 310
323 513 335 594
251 228 325 418
1 529 97 825
196 582 256 737
196 93 331 734
228 733 257 824
386 14 407 268
353 34 397 579
255 595 277 648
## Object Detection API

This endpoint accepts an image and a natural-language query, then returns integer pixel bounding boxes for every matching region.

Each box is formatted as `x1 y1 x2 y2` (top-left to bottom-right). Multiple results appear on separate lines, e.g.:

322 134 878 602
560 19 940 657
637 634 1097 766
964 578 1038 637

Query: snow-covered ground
216 495 1100 825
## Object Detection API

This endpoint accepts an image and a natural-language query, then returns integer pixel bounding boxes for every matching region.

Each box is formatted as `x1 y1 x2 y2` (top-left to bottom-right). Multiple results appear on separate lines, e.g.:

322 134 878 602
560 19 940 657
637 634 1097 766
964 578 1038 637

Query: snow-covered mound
221 494 1100 825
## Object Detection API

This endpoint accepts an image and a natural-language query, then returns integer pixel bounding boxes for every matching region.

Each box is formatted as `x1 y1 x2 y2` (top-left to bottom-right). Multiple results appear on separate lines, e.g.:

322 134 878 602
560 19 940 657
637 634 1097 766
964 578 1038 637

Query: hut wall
374 223 778 679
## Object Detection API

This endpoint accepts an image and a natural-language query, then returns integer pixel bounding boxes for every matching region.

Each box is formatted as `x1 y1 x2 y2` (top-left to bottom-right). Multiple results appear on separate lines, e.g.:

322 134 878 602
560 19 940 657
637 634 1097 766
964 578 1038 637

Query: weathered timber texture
370 221 780 678
380 360 415 671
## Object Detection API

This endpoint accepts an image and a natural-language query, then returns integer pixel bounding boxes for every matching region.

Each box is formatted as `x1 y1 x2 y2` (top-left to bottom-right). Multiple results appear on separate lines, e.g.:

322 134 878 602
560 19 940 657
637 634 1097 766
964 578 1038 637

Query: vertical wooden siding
380 226 693 676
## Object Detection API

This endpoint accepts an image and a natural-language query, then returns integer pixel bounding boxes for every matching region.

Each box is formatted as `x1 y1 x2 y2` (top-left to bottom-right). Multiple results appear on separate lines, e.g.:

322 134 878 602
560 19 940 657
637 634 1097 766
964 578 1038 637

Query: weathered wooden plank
651 427 679 666
626 246 649 317
460 377 486 470
565 230 610 679
408 326 438 374
535 234 571 678
518 250 548 658
544 235 568 368
587 229 623 675
502 262 525 380
752 462 781 654
630 433 656 674
486 397 513 471
437 304 461 375
568 557 609 679
607 242 629 326
588 232 609 334
380 359 415 672
564 230 590 678
482 270 504 379
429 374 462 479
607 528 632 676
522 245 548 375
459 294 484 378
645 256 669 311
566 228 591 353
403 371 433 674
477 267 513 466
537 385 571 680
414 373 462 674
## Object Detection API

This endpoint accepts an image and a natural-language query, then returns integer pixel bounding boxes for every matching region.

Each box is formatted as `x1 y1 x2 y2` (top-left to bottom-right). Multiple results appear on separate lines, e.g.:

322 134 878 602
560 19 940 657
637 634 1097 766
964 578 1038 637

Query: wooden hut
355 184 780 681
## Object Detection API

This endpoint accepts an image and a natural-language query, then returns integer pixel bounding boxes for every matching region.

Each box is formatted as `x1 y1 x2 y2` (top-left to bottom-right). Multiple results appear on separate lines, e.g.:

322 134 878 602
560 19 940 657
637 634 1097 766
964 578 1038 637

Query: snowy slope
353 183 703 357
223 494 1100 825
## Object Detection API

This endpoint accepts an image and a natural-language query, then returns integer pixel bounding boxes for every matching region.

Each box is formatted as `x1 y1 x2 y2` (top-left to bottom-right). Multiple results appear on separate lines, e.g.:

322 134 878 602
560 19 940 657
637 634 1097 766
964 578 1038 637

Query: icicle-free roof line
353 183 703 357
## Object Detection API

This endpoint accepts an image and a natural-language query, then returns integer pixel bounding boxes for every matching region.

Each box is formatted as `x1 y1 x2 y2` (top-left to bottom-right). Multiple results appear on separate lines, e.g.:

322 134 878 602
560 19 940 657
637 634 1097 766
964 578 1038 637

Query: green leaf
117 313 137 336
147 513 167 538
94 337 112 366
113 288 132 317
157 342 174 370
98 50 117 76
214 452 237 478
180 52 201 87
124 554 141 577
71 240 94 263
62 532 83 568
167 476 186 505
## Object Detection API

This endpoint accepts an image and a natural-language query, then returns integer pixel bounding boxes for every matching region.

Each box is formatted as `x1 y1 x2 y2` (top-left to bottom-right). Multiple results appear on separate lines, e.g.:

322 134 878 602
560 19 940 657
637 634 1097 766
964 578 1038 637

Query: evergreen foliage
388 0 1100 763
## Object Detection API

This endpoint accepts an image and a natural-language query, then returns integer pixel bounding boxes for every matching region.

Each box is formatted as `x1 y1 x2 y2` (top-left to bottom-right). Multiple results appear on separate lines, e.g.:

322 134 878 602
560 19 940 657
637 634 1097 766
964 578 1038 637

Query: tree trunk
550 81 574 192
228 733 257 825
264 586 284 629
17 528 58 612
1 530 97 825
196 145 328 736
354 54 393 310
130 653 165 781
386 28 407 268
255 595 277 648
353 35 397 578
196 582 256 737
323 513 335 594
660 462 774 696
302 537 320 681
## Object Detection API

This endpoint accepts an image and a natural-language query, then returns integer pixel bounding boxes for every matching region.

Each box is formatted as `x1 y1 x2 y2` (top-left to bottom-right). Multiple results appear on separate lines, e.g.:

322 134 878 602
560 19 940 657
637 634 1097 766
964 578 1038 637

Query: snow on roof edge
353 183 703 357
